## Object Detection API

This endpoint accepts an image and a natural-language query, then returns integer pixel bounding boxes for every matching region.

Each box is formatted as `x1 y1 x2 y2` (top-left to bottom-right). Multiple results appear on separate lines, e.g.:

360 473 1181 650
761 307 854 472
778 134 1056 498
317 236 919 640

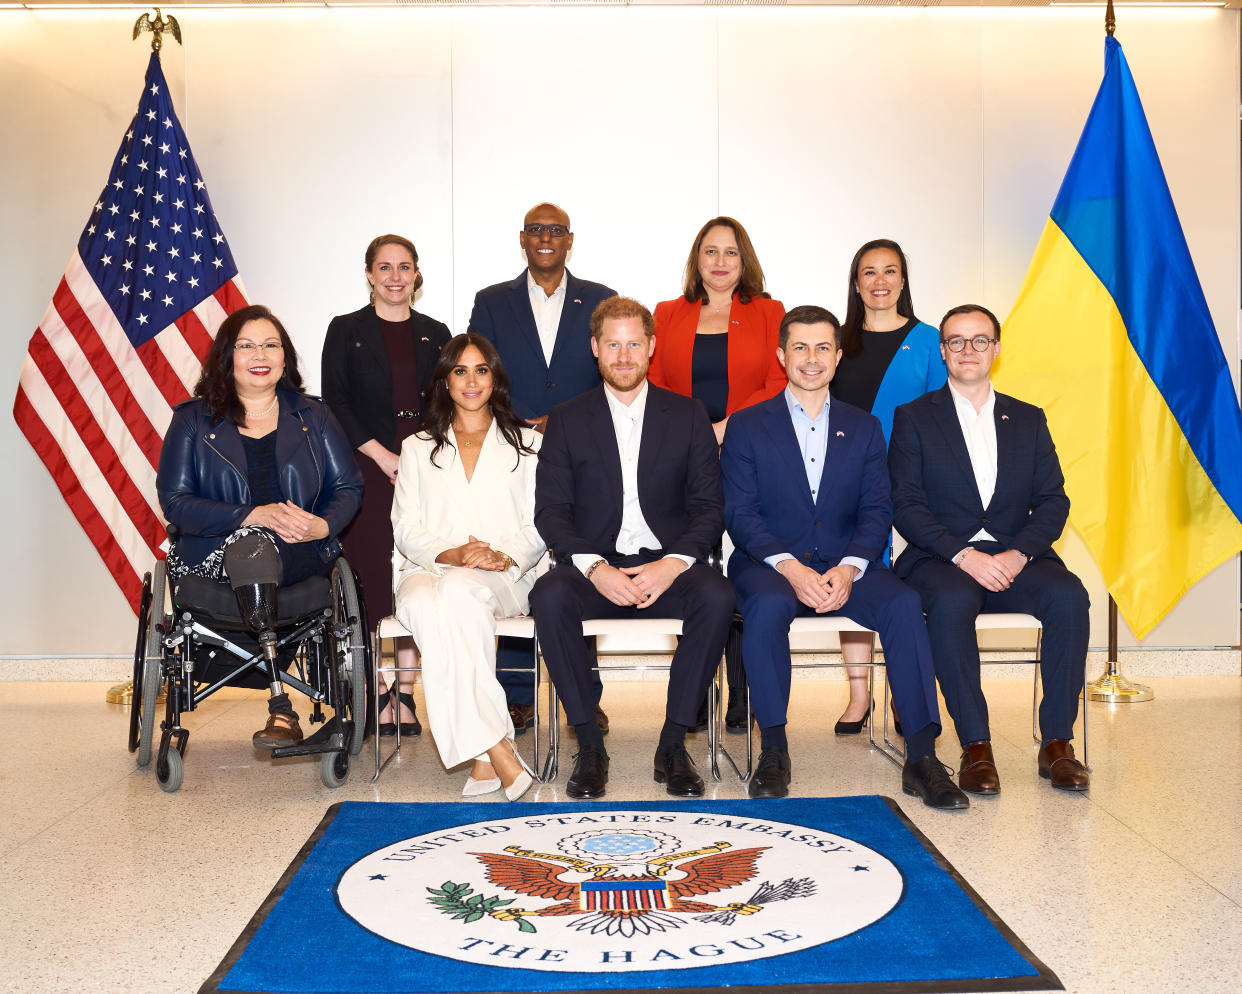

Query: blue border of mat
202 796 1060 994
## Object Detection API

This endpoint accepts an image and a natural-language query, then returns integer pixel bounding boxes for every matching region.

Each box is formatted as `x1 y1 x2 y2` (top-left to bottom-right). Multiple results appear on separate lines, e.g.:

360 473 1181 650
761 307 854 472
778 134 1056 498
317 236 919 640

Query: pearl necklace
244 397 278 419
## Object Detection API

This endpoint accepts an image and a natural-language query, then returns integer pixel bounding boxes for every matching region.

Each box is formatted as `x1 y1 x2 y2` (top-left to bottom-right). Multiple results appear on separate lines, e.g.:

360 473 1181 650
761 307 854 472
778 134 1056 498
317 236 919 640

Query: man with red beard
531 296 734 799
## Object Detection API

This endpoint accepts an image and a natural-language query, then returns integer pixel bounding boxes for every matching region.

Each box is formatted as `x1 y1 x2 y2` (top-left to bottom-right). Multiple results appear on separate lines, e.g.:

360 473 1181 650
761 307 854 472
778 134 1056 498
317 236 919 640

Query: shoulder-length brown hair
681 216 770 306
194 304 304 425
422 334 536 468
840 238 917 360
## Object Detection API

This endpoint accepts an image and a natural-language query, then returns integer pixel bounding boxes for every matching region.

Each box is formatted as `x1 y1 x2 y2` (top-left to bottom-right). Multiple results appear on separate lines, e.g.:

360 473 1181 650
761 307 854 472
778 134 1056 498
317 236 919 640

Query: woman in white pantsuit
391 334 543 800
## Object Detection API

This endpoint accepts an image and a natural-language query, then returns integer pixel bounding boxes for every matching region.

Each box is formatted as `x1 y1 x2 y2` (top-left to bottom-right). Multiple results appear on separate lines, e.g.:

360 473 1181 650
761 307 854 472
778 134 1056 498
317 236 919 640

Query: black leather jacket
156 390 363 568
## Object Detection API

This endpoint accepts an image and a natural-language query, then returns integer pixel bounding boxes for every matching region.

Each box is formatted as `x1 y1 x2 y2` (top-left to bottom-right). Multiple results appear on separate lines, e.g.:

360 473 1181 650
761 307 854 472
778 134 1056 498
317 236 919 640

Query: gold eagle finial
133 8 182 53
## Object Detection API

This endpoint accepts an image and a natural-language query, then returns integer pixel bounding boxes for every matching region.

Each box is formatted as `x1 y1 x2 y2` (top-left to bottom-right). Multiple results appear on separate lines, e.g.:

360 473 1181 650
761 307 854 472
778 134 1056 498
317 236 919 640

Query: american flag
13 52 247 613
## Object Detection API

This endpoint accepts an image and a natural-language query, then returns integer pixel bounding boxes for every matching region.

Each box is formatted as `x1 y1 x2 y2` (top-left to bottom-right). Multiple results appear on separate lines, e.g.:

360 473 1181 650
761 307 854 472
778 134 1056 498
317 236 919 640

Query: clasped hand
959 549 1027 592
435 535 508 571
591 558 688 608
776 560 857 613
243 501 329 544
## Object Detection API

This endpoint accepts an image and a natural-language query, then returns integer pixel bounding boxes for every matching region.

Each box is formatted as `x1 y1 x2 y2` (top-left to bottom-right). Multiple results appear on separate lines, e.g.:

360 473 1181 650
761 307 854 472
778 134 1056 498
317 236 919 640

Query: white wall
0 6 1237 659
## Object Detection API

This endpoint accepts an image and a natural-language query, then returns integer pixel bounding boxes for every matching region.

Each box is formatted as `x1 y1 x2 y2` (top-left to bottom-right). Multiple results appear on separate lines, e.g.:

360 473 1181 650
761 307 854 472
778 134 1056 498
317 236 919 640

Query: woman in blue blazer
829 238 946 734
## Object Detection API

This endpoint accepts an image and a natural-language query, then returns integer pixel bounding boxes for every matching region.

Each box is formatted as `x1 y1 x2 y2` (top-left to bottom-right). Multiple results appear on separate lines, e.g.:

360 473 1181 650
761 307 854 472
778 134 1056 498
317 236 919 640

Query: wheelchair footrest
270 717 350 759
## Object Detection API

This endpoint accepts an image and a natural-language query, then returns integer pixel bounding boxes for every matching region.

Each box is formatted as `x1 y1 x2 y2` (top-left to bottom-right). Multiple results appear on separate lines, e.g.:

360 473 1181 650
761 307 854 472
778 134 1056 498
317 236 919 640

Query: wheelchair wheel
320 749 349 789
127 572 154 754
157 746 183 794
331 558 368 757
136 561 167 769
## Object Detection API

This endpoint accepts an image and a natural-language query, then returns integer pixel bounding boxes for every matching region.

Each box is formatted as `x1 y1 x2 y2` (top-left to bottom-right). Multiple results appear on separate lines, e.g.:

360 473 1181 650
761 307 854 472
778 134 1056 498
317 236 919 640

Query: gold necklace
244 396 278 419
454 421 489 447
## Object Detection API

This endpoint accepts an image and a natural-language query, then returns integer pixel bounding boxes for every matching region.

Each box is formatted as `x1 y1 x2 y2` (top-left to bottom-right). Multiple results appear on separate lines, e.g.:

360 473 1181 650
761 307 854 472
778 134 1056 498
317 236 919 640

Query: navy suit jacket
721 392 892 575
888 384 1070 578
467 270 616 420
535 384 723 564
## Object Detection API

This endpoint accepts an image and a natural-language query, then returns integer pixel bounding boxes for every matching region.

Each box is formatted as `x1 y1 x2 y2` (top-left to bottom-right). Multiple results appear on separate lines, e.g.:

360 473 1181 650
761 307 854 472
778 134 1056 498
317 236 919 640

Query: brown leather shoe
958 741 1001 795
252 712 303 749
1038 739 1090 791
594 705 610 735
508 703 534 736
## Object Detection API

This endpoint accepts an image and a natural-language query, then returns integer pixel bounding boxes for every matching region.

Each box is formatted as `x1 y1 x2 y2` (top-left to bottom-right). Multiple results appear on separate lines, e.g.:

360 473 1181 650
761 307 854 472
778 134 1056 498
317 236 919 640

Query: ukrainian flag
995 36 1242 640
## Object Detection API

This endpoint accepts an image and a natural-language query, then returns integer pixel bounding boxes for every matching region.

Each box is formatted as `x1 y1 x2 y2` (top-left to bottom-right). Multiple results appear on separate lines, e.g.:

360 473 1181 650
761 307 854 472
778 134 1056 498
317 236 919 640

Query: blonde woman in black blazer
321 233 450 736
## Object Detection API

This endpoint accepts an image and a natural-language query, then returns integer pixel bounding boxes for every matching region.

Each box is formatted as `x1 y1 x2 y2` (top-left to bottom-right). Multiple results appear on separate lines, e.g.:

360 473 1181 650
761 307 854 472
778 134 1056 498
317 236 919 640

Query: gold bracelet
495 551 518 571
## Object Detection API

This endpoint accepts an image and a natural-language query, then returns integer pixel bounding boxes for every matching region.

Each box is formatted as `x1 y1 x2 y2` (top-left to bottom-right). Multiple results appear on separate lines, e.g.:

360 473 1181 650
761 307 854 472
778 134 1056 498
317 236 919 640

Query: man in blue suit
889 305 1090 794
721 305 967 809
468 202 616 732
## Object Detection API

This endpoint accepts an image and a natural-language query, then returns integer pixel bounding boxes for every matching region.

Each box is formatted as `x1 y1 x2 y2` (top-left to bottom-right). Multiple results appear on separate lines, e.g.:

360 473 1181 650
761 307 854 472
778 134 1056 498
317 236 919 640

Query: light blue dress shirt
764 387 870 578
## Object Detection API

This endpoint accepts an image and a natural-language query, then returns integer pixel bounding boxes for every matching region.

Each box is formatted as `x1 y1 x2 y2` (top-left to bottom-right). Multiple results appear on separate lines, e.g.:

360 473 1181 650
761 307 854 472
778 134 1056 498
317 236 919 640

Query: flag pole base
1087 661 1153 703
105 680 134 705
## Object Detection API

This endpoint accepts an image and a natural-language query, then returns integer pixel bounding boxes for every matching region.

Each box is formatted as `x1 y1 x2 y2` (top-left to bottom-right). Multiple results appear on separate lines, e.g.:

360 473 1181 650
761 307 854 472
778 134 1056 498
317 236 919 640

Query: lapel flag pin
1001 414 1009 421
836 430 845 437
573 298 583 304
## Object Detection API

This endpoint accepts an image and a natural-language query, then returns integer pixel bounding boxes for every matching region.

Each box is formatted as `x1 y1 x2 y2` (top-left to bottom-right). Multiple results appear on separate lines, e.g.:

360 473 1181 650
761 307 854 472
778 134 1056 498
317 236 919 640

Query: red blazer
650 295 787 418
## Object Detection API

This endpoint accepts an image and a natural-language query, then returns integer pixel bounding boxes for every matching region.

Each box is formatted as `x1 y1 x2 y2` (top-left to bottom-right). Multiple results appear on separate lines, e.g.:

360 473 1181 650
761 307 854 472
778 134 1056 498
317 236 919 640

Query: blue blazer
467 270 616 420
888 385 1070 577
721 392 892 575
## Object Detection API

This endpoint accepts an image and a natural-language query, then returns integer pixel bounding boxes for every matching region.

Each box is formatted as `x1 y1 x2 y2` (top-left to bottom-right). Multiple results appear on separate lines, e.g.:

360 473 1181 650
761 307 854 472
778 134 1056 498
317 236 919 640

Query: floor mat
203 796 1060 994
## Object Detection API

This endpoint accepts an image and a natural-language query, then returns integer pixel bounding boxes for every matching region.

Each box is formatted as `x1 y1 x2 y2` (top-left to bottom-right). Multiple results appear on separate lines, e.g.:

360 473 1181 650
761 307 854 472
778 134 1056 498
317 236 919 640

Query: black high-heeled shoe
396 691 422 736
834 701 874 736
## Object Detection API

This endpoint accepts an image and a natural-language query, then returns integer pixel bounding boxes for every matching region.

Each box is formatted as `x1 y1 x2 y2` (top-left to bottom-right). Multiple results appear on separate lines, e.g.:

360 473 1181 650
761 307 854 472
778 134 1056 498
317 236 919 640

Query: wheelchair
126 530 370 793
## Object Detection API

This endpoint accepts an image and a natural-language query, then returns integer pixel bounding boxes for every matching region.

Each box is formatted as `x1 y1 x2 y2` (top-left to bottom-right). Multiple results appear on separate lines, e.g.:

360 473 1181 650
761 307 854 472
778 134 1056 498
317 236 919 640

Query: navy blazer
721 392 892 573
535 384 723 564
468 270 616 420
157 390 363 568
888 384 1070 578
321 305 451 451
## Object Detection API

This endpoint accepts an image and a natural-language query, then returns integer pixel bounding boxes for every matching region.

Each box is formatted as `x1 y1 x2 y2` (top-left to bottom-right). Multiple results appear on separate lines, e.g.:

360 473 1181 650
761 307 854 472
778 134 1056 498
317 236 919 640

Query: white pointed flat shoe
463 775 502 797
502 742 536 801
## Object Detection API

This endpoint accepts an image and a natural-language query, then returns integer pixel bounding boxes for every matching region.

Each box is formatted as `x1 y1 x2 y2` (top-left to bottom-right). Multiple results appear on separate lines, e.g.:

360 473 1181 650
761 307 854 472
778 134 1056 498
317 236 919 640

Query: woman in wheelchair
156 304 363 749
391 334 543 800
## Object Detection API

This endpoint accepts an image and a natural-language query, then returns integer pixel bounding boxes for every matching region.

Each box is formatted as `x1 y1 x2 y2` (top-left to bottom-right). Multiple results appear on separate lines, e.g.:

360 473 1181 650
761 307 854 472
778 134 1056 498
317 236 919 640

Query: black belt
394 410 419 420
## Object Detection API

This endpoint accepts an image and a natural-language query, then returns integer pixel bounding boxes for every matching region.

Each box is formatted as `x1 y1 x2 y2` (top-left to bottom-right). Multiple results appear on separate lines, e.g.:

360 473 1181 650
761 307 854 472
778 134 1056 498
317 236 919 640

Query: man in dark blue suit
889 305 1090 794
721 305 967 809
468 203 616 732
530 296 735 799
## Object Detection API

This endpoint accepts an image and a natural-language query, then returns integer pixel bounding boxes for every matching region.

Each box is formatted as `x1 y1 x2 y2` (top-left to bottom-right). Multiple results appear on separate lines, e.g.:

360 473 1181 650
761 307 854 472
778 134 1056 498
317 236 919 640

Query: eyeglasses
522 223 570 238
234 341 284 355
941 336 997 353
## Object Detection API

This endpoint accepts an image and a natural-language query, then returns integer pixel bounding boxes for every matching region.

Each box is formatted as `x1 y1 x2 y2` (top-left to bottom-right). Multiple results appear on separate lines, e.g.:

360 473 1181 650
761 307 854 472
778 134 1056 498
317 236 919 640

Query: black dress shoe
834 701 874 736
396 692 421 736
567 747 609 799
654 743 705 797
902 756 970 810
748 748 791 798
725 694 749 734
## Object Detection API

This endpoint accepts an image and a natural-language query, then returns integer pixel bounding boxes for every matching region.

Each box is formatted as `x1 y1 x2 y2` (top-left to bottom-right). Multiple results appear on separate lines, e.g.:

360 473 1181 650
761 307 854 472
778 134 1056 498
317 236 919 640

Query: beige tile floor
1 675 1240 994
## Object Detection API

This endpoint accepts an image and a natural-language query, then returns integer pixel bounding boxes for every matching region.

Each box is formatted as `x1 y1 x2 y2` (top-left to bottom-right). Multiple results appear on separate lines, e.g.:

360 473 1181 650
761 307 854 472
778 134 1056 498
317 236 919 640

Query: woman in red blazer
651 217 784 731
650 217 786 446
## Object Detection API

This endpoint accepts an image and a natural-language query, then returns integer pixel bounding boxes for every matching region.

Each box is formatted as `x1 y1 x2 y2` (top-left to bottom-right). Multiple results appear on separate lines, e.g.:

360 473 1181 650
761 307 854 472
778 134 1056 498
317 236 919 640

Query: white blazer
390 423 544 612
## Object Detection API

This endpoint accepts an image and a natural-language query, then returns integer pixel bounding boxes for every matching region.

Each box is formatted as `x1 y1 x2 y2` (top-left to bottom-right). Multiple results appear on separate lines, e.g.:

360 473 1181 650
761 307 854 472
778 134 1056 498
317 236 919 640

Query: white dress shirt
527 270 567 367
572 382 696 575
948 381 998 545
764 387 869 578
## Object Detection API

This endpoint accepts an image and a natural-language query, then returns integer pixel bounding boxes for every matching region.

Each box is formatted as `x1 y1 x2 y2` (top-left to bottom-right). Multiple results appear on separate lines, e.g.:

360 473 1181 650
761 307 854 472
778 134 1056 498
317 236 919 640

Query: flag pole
1084 0 1155 706
106 8 182 708
1087 597 1154 702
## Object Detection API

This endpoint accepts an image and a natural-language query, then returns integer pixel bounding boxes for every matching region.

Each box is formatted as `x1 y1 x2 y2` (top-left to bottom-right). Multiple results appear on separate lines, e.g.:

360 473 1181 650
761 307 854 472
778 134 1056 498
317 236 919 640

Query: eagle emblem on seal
427 830 814 938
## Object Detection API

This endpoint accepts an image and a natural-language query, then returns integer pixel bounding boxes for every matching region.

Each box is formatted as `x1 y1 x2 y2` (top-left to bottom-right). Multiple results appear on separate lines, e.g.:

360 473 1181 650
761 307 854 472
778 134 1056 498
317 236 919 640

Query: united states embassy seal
336 810 904 972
